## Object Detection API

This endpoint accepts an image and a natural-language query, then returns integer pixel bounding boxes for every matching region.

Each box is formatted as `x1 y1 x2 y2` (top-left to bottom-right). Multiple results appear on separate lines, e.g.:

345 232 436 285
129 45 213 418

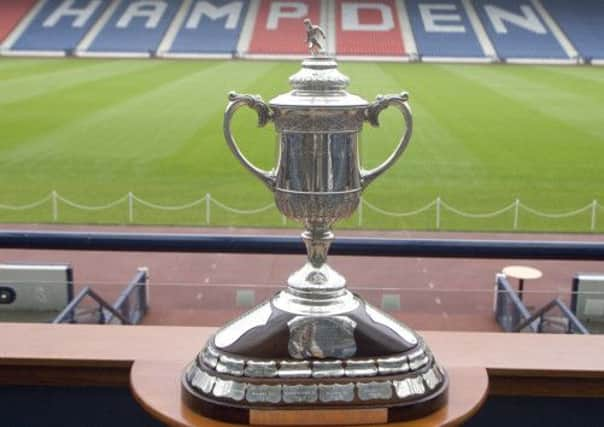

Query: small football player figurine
304 19 326 56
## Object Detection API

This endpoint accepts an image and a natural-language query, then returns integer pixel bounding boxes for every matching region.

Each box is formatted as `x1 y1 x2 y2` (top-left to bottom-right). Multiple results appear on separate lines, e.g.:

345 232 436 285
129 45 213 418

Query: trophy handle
361 92 413 189
224 91 276 191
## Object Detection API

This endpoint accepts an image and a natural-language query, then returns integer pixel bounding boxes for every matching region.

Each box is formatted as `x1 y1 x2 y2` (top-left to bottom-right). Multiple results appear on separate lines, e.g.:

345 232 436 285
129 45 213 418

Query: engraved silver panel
406 347 425 361
278 361 312 378
246 384 282 403
282 384 318 403
191 370 215 395
377 355 410 375
312 360 345 378
216 355 245 376
245 360 278 378
437 364 446 377
357 381 393 401
423 368 441 390
393 376 426 399
345 359 378 377
365 303 418 345
393 379 413 399
273 111 365 133
214 302 272 349
409 355 429 371
207 345 220 358
186 364 197 382
288 316 357 359
200 346 219 368
409 376 426 395
318 383 355 402
213 378 246 401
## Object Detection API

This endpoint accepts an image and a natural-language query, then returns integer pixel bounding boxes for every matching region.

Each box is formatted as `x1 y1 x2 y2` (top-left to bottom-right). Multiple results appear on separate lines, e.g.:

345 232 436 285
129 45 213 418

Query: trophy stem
276 226 353 314
302 228 333 268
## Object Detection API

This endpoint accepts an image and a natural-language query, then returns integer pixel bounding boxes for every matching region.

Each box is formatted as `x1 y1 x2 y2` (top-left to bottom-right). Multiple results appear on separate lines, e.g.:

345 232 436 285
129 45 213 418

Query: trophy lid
269 24 367 109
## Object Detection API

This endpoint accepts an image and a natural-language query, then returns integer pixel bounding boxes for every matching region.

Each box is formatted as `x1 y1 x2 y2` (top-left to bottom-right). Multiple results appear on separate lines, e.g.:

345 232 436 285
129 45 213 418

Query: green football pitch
0 57 602 232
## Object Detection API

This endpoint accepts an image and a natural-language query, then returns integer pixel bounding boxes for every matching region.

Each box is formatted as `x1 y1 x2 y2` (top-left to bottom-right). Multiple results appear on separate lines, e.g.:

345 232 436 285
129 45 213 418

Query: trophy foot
182 287 448 424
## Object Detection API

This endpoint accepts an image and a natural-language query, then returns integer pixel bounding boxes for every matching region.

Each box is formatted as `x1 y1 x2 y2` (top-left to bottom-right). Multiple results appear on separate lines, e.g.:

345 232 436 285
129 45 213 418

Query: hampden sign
39 0 550 34
30 0 555 41
9 0 565 56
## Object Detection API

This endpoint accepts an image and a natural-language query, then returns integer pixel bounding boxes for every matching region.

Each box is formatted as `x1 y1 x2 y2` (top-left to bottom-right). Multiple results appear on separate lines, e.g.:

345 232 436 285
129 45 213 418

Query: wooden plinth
130 360 488 427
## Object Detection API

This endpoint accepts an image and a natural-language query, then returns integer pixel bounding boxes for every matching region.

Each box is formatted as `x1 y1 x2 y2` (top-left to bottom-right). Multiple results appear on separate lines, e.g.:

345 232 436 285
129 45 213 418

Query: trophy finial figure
304 18 326 56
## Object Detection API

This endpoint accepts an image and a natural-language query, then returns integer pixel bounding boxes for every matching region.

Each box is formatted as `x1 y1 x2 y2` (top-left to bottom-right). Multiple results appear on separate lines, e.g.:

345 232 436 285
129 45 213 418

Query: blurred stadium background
2 5 604 426
1 0 603 232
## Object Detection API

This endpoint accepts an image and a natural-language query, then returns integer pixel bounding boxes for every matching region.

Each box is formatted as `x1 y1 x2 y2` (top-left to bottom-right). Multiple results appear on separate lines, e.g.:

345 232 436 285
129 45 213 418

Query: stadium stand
87 0 182 54
247 0 322 55
167 0 250 56
0 0 601 64
544 0 604 61
0 0 38 44
9 0 111 53
473 0 569 61
406 0 487 60
335 0 406 57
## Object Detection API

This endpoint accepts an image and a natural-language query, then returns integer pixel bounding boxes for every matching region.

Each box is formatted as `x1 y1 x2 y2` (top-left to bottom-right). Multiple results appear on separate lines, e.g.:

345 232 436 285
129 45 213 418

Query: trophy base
181 289 448 426
182 368 448 425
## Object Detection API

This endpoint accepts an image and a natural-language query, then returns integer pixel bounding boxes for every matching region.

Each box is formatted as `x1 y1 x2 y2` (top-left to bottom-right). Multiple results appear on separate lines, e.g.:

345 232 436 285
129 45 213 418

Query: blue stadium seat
88 0 182 53
169 0 249 54
543 0 604 60
472 0 568 59
12 0 111 52
406 0 486 58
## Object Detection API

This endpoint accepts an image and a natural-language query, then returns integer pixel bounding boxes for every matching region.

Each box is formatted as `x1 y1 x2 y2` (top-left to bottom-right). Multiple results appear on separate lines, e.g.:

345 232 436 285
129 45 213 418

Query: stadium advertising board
473 0 567 59
12 0 111 52
406 0 484 58
89 0 182 53
248 0 321 54
170 0 250 54
335 0 406 56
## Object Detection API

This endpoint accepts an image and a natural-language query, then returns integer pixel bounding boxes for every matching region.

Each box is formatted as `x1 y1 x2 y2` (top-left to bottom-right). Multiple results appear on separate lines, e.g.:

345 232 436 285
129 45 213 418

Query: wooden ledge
0 323 604 396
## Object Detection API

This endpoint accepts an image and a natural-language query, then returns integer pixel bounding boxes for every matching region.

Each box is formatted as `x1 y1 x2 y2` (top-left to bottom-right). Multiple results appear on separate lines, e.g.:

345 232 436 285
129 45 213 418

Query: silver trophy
182 21 447 424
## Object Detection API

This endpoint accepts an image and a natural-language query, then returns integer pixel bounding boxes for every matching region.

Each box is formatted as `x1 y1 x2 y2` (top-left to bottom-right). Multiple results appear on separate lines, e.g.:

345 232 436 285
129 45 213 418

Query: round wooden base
130 360 488 427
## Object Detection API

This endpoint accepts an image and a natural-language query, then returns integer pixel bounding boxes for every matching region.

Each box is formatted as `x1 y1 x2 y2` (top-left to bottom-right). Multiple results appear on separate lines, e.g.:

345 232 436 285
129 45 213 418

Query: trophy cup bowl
182 22 448 426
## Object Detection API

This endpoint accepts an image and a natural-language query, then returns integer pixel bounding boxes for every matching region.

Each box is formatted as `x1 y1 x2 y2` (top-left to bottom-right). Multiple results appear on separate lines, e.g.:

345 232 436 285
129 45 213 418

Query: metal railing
106 268 149 324
495 274 588 334
514 298 589 334
53 268 148 325
1 231 604 260
495 274 537 333
53 287 129 324
2 230 599 332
